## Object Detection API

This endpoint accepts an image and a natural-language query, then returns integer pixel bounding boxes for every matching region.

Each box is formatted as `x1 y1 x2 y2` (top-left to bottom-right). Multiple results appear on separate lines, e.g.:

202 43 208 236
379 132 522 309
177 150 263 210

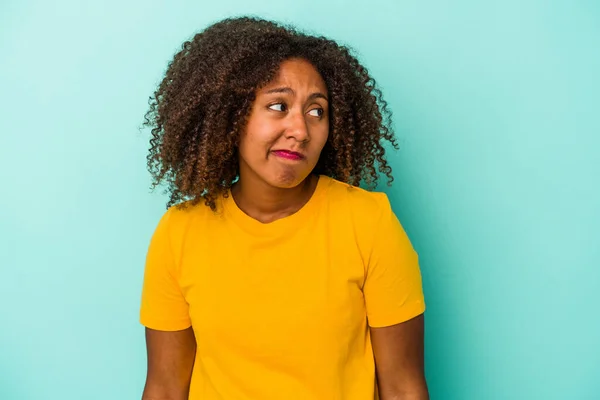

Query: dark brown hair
144 16 398 210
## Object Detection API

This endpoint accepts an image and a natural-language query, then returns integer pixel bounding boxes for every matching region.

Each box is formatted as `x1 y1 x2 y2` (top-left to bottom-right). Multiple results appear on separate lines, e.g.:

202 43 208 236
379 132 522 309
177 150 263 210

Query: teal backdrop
1 1 598 399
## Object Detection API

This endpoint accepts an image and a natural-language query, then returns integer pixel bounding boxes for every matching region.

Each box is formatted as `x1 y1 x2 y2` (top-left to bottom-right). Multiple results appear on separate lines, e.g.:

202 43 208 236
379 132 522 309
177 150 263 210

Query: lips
272 150 305 160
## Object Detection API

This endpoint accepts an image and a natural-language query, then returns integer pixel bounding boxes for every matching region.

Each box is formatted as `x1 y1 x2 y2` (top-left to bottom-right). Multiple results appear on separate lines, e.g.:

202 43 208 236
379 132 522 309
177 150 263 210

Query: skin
372 315 429 399
142 58 428 399
231 57 330 223
142 328 196 400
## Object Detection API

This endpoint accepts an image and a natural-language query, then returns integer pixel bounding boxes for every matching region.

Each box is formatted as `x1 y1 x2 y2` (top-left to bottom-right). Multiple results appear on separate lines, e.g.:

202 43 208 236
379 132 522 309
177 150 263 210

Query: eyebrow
263 87 329 102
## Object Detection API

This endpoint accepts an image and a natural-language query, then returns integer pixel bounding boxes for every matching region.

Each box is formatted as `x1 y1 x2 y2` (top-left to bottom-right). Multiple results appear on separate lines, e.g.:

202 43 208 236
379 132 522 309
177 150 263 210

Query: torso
170 176 383 399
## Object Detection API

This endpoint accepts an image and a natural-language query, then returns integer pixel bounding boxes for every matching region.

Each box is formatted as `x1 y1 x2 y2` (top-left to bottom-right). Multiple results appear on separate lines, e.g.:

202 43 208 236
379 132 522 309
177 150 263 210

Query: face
238 58 329 189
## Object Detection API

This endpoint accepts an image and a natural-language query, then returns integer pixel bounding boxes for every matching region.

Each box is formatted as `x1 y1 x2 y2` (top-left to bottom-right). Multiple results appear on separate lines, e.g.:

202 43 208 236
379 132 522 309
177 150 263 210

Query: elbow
378 382 430 400
142 383 189 400
142 394 187 400
380 391 429 400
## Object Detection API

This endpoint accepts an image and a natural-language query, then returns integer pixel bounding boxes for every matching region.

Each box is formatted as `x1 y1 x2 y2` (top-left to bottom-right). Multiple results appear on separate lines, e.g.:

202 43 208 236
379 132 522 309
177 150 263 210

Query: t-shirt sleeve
140 208 192 331
363 194 426 328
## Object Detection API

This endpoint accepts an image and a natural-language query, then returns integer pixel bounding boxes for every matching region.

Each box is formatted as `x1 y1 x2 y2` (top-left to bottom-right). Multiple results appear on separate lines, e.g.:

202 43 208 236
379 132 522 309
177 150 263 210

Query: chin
267 169 311 189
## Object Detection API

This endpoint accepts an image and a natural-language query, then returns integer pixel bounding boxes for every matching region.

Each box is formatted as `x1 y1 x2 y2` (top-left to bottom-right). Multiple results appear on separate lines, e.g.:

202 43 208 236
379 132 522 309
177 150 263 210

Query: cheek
244 118 280 148
239 130 276 163
241 132 274 156
313 126 329 152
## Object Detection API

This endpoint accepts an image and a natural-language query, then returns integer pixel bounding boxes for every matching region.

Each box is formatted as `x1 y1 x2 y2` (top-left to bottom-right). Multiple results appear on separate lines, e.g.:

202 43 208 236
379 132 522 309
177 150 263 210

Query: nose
284 111 310 143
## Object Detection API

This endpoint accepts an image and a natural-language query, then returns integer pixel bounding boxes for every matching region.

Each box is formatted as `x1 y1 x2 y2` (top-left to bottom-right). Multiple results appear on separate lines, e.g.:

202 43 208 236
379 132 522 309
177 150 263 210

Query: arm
371 314 428 400
142 327 196 400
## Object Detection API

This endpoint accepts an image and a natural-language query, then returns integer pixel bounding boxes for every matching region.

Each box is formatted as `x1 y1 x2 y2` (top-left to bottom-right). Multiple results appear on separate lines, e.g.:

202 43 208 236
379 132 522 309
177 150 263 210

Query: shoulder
322 176 392 221
321 176 395 250
149 199 221 266
320 176 398 264
164 199 213 222
155 198 220 241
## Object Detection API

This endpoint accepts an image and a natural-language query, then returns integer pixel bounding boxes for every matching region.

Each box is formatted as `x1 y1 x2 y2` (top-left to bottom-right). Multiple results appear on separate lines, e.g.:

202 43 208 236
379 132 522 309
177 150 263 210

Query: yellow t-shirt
140 175 425 400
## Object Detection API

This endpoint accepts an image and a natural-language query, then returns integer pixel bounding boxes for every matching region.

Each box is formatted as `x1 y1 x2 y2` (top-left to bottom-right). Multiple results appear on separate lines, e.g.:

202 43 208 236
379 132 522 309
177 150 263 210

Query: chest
177 221 368 357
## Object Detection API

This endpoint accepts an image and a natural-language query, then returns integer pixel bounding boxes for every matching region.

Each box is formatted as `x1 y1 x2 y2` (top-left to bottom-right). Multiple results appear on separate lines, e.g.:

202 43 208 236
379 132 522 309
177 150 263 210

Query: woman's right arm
142 327 196 400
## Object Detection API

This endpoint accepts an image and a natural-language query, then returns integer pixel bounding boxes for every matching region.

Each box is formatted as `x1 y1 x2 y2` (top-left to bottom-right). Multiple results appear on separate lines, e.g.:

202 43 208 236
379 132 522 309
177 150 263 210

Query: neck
231 173 318 224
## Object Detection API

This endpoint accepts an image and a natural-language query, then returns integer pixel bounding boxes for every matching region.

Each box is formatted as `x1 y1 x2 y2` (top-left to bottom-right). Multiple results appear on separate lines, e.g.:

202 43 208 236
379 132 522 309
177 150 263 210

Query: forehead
260 58 327 92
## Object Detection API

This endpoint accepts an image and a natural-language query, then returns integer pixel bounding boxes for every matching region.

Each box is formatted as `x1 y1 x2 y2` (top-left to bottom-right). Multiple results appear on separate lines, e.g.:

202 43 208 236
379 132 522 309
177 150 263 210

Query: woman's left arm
371 314 429 400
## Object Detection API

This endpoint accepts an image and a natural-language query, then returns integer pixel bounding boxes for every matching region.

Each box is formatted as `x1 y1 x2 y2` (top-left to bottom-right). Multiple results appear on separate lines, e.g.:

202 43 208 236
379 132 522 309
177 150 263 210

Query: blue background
1 1 599 399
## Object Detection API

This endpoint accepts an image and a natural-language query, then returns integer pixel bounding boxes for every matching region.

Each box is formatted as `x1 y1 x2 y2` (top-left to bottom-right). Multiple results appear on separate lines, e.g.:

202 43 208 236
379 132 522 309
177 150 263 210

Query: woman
140 16 428 400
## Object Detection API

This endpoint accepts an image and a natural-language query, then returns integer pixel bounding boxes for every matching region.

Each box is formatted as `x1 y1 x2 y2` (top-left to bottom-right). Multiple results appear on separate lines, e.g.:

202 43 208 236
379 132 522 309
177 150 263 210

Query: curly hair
143 16 398 210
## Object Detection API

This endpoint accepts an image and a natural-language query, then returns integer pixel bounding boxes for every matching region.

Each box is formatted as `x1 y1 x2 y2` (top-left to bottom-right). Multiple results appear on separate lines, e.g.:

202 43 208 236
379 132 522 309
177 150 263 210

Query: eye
308 108 324 118
268 103 287 112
